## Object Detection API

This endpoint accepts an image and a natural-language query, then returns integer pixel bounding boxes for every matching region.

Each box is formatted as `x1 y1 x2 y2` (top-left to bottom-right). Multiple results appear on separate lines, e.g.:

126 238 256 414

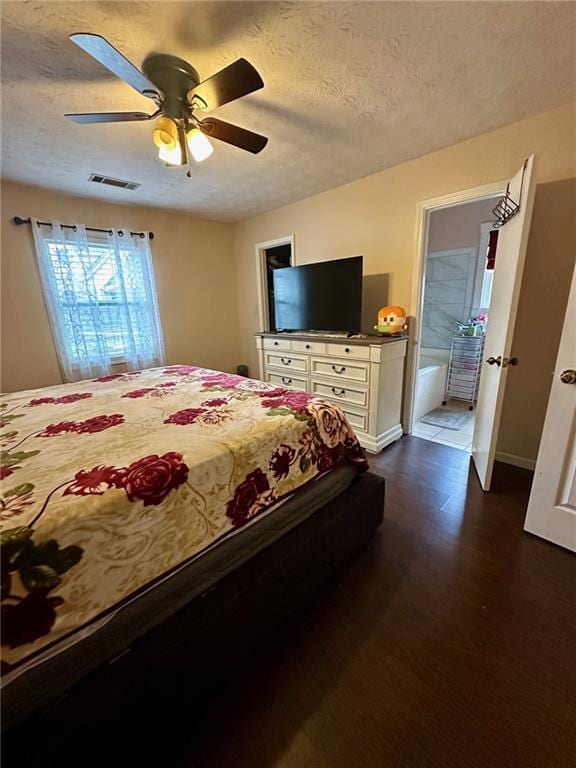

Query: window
33 221 165 381
45 234 149 359
472 222 498 313
479 267 494 310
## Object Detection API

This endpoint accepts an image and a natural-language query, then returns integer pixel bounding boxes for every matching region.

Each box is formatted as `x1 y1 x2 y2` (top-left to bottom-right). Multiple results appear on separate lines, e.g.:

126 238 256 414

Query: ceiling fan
65 33 268 174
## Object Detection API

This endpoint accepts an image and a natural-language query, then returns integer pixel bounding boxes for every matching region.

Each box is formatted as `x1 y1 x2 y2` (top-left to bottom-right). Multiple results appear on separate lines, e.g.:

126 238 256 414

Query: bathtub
414 349 449 422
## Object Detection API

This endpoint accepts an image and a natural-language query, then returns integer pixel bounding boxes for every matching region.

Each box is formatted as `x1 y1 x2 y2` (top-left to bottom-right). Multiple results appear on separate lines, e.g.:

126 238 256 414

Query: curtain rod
12 216 154 240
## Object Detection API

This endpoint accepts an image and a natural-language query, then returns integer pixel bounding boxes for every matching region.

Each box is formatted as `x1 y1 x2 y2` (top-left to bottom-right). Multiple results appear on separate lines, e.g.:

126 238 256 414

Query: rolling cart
442 334 484 410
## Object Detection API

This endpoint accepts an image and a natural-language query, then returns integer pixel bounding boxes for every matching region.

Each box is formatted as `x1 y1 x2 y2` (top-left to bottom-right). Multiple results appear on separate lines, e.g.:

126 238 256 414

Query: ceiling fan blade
198 118 268 154
188 58 263 110
69 33 161 99
65 111 154 124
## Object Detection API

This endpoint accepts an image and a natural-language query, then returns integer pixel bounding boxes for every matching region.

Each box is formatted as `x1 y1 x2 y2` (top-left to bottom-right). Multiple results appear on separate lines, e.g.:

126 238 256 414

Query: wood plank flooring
181 437 575 768
7 436 576 767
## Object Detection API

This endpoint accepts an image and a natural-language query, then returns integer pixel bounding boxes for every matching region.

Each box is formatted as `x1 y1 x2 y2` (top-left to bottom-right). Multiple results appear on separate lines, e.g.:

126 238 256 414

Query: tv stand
254 332 407 453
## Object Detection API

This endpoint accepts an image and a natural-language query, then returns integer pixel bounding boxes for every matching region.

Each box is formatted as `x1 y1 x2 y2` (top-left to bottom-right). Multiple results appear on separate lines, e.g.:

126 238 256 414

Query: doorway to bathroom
412 198 499 452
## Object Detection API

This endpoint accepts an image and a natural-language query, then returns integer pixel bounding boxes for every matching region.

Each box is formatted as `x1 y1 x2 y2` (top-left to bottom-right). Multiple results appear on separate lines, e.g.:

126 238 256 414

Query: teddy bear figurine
375 305 407 335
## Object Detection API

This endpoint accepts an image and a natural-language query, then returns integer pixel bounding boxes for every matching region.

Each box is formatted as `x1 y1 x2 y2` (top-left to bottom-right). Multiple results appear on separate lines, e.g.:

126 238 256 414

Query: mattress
3 463 358 728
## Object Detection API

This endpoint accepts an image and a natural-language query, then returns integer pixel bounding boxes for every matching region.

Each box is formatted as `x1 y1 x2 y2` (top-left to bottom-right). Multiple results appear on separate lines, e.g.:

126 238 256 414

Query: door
524 263 576 552
472 156 536 490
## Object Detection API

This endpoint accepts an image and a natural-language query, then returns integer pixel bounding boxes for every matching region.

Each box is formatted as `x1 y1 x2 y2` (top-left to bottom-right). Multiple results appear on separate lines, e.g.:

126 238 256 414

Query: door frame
404 182 506 434
255 235 295 332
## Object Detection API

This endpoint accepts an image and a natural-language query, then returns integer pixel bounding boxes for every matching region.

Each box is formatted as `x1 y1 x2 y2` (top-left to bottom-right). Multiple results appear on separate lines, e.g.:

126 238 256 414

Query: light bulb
152 116 178 150
186 128 213 162
159 142 184 166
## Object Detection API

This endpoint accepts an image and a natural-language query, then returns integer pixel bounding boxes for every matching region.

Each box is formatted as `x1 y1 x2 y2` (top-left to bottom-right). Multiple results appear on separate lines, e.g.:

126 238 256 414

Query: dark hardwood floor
179 437 575 768
7 437 576 767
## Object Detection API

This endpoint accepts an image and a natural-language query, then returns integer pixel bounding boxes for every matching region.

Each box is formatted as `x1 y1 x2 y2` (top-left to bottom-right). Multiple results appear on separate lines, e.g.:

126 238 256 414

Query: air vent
89 174 140 191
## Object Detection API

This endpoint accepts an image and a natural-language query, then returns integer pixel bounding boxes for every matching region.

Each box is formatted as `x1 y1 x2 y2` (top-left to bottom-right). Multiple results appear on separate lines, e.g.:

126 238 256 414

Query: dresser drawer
339 408 368 433
263 337 291 351
326 343 370 360
311 379 369 409
266 372 308 392
292 340 326 354
311 357 370 384
265 352 307 373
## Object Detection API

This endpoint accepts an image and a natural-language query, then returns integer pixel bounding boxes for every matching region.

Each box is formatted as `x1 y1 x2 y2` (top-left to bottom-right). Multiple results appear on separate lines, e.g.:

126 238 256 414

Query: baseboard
358 424 403 454
495 451 536 471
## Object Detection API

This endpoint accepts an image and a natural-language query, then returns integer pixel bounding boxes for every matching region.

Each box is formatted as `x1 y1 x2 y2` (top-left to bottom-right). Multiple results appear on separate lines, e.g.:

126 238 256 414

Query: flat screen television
273 256 363 332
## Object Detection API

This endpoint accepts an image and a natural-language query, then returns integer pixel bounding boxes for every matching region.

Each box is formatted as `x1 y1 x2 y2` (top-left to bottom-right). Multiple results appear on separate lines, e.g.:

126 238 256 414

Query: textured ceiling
2 1 575 221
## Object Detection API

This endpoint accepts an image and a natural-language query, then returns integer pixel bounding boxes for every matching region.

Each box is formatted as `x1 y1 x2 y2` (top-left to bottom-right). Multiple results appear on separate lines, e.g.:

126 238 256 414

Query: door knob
486 356 501 366
560 369 576 384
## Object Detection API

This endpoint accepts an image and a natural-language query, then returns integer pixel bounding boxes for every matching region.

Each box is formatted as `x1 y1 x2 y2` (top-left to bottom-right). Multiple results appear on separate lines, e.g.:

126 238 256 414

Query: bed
1 366 384 732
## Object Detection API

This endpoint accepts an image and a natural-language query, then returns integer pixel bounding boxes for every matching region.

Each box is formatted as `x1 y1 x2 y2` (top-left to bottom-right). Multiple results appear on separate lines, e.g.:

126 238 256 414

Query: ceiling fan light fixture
186 128 213 162
158 140 184 166
152 116 178 150
65 34 268 170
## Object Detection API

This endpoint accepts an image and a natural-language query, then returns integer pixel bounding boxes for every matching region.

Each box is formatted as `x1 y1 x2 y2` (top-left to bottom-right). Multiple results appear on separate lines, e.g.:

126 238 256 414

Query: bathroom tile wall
422 250 477 349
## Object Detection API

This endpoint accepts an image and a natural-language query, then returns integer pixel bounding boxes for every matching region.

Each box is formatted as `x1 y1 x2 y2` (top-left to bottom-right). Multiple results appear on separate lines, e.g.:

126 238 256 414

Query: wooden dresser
255 333 407 453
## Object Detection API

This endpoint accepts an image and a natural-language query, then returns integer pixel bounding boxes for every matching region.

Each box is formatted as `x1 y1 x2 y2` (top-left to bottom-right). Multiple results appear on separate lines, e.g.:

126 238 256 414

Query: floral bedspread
1 366 367 677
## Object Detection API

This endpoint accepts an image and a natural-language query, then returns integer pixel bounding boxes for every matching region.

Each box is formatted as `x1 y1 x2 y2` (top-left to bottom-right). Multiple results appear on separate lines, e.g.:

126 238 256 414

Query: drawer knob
332 365 346 374
332 387 346 397
345 347 350 353
281 357 292 365
274 341 279 346
282 377 292 385
306 344 311 349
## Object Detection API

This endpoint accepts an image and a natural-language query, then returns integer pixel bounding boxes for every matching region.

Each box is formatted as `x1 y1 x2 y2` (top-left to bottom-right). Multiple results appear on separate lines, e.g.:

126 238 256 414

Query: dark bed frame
3 471 384 760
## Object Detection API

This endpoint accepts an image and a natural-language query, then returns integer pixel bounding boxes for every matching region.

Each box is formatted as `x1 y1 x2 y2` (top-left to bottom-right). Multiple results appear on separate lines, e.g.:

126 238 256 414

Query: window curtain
33 220 113 381
105 228 166 372
32 220 165 382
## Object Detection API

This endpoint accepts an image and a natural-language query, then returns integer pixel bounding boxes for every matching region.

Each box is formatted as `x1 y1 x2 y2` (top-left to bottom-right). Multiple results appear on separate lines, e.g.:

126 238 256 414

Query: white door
524 263 576 552
472 156 536 490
